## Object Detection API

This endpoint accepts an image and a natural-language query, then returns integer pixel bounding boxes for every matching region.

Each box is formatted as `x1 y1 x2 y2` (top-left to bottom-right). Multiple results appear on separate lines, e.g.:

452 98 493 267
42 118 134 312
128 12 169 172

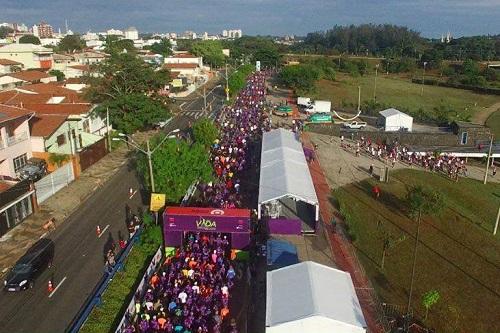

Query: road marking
39 232 48 239
98 224 110 238
180 102 186 108
129 189 138 199
48 276 67 298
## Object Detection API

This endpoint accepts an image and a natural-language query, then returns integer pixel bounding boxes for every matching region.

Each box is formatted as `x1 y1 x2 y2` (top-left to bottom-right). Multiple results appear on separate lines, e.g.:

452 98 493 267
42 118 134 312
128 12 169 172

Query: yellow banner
171 79 183 88
150 193 166 211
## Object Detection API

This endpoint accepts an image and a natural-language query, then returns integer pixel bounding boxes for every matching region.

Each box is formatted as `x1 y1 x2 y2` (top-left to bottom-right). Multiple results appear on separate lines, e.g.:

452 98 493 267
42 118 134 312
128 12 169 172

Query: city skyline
0 0 499 38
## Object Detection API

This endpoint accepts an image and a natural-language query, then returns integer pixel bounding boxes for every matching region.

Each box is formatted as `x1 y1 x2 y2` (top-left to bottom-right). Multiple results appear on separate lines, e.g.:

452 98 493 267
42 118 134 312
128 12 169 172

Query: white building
106 29 124 36
165 53 203 68
83 32 99 41
266 261 367 333
222 30 228 37
0 43 53 70
124 27 139 40
378 108 413 132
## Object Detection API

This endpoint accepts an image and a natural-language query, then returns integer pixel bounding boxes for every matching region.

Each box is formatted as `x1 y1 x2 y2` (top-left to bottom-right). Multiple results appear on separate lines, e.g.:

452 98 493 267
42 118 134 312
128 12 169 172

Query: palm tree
405 185 444 321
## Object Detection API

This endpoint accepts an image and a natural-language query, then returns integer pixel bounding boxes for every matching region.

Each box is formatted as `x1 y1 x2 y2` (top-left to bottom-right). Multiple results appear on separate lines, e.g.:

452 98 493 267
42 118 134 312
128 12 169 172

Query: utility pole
494 204 500 235
146 140 155 193
203 86 207 111
421 62 427 96
374 64 379 101
225 63 229 101
357 86 361 111
483 135 494 184
106 107 111 152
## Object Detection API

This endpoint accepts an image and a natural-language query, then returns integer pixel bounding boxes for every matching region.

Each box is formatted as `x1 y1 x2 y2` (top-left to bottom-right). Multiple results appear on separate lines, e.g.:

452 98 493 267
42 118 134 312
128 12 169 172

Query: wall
305 123 460 147
30 136 45 153
0 52 35 69
34 161 74 204
45 120 79 155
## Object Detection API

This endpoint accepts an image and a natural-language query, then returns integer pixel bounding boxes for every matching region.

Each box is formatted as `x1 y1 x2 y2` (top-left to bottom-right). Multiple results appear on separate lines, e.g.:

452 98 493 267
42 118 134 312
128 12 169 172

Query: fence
79 138 107 172
114 246 163 333
35 162 75 204
66 228 143 333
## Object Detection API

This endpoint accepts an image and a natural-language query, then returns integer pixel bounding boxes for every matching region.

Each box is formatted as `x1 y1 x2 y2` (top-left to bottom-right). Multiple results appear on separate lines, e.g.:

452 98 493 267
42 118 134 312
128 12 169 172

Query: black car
4 238 54 292
17 157 47 181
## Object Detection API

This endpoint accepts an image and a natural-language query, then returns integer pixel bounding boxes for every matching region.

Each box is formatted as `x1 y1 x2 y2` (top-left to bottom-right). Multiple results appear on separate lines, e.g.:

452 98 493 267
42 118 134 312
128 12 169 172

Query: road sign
150 193 166 212
256 60 261 72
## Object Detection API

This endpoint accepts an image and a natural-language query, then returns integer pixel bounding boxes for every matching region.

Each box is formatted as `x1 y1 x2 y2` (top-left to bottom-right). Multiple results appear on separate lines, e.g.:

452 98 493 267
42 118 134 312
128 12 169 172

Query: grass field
334 169 500 333
485 110 500 138
312 74 500 121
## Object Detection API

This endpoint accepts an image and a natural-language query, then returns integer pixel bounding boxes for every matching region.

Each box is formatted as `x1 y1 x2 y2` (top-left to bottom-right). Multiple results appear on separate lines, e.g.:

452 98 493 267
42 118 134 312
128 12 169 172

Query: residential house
0 179 36 238
0 58 23 74
0 43 53 69
52 53 78 72
0 104 34 179
165 53 203 67
65 65 90 78
73 51 106 65
164 63 200 82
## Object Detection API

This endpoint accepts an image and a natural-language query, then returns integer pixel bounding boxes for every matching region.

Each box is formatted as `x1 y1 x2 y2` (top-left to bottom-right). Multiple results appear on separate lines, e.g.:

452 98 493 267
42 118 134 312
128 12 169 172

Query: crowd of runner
342 135 468 180
199 70 271 208
120 71 270 333
124 232 238 333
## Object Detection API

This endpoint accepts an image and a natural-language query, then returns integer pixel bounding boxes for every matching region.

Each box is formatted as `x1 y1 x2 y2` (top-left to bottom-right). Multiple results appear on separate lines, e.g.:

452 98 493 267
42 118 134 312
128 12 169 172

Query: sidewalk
0 131 154 277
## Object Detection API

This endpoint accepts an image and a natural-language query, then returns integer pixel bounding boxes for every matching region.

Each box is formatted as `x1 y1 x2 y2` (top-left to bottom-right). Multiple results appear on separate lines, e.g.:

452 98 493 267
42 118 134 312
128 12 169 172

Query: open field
485 109 500 138
312 74 500 121
334 169 500 332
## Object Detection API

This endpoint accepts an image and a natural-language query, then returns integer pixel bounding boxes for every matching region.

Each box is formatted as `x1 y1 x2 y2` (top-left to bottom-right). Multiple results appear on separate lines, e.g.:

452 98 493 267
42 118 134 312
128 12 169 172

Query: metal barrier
65 228 143 333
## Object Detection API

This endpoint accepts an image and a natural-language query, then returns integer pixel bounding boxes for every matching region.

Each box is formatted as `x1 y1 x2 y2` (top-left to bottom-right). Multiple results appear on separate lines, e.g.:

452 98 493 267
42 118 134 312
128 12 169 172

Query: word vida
196 218 217 230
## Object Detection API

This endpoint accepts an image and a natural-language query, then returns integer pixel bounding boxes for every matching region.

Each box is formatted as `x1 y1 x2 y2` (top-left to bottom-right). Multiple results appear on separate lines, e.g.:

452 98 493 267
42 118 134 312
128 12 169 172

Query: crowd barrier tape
114 245 163 333
66 228 143 333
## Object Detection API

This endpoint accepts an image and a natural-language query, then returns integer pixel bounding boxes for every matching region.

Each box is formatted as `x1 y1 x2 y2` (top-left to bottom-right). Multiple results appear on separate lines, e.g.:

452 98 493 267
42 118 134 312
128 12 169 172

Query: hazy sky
0 0 499 37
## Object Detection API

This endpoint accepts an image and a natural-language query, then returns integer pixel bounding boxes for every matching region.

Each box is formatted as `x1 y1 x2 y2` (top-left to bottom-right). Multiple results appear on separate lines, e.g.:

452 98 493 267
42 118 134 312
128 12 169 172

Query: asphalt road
0 81 226 333
0 163 144 333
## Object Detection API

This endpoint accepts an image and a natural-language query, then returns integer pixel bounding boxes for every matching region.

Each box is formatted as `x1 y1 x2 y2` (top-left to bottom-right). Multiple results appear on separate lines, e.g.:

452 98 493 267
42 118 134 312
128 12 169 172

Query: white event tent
257 128 319 222
266 261 367 333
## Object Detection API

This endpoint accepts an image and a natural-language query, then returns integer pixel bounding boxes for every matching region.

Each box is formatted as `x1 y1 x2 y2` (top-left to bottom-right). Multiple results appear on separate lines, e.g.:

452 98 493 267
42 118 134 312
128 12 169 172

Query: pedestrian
331 217 337 234
372 185 381 199
369 164 374 176
128 220 136 239
338 167 342 174
493 166 497 177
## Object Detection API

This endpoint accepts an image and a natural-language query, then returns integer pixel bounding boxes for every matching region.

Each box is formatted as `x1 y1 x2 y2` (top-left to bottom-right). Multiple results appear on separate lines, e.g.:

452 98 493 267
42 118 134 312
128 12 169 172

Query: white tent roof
266 261 367 332
258 128 319 206
379 108 412 119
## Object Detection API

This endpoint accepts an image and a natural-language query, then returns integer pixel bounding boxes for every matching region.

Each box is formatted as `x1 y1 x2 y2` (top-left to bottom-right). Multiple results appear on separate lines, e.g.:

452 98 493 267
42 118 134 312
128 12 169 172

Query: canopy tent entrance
258 128 320 233
163 207 251 250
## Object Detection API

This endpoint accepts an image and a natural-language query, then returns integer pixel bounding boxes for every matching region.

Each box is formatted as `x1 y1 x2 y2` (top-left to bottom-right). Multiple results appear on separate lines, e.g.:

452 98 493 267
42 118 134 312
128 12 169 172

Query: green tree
85 52 170 133
377 221 406 270
422 290 440 320
405 185 444 317
57 35 85 53
0 26 13 39
150 38 172 57
279 64 322 92
192 118 219 148
137 136 213 202
228 64 254 96
19 35 41 45
105 36 135 54
191 40 225 67
49 69 65 82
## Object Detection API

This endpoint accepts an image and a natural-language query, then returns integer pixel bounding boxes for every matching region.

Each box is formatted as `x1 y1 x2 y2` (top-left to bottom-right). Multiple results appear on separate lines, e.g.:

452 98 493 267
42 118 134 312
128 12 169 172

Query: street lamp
374 64 380 101
201 84 222 111
421 62 428 96
112 128 180 193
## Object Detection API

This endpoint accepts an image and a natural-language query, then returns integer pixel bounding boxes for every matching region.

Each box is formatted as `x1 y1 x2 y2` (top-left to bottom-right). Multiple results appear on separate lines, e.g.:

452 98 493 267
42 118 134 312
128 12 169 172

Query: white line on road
129 189 138 199
39 232 48 239
48 276 67 298
180 102 186 108
98 224 110 238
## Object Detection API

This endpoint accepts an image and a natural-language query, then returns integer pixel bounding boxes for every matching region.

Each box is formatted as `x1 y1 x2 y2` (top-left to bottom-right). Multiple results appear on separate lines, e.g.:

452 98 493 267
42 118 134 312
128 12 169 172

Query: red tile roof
0 104 34 125
172 53 197 58
164 63 198 69
0 58 22 66
22 103 93 116
30 114 67 137
7 70 52 82
170 71 181 79
69 65 90 71
16 82 86 97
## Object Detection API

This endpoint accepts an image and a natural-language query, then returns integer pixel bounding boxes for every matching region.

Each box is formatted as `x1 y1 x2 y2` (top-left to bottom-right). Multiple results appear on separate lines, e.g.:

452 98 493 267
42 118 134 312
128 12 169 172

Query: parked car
343 121 367 129
4 239 54 292
307 112 333 123
17 158 47 181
